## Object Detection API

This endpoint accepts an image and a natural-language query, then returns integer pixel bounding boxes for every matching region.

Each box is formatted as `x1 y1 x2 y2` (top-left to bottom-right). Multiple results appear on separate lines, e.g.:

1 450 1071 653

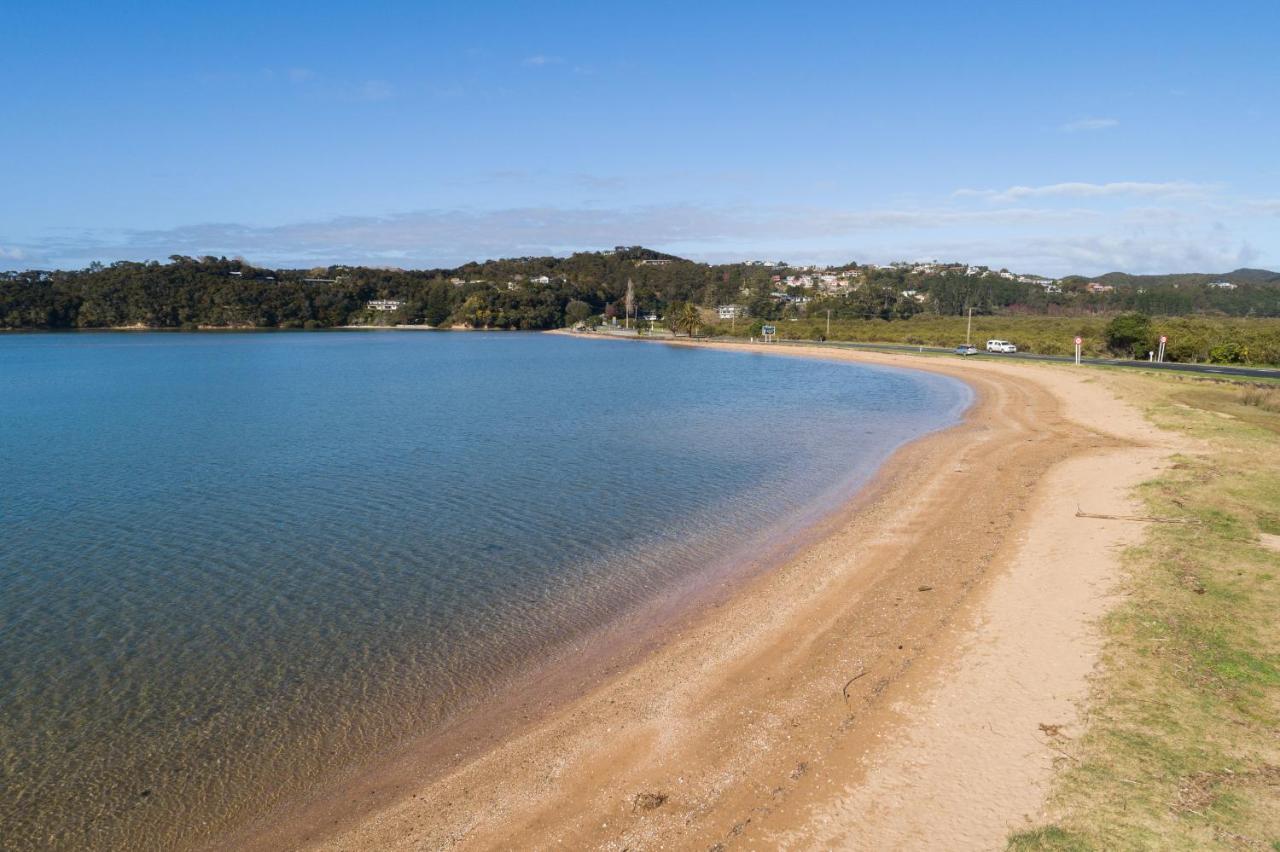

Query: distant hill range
3 250 1279 330
1066 268 1280 288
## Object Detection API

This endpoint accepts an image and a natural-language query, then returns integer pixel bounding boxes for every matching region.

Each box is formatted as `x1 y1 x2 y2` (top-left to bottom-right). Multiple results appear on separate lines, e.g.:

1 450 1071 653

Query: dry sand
253 339 1186 852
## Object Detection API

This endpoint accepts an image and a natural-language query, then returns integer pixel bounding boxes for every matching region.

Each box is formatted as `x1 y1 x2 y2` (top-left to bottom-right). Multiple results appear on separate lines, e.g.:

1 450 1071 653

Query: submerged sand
239 339 1183 851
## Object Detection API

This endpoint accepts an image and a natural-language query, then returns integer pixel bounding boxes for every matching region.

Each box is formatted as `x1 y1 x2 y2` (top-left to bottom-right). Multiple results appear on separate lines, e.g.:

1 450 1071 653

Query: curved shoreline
220 341 974 851
247 337 1166 850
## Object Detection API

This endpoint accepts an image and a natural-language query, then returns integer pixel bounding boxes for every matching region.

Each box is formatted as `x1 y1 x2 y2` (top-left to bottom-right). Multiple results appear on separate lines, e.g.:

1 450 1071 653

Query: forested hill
1077 267 1280 288
2 250 1279 330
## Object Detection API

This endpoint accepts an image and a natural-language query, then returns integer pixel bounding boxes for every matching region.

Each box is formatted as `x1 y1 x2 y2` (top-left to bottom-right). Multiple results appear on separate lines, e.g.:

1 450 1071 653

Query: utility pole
966 306 973 345
826 309 831 338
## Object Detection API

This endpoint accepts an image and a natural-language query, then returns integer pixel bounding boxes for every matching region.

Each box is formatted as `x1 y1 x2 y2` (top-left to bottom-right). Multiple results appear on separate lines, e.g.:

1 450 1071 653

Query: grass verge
1008 373 1280 851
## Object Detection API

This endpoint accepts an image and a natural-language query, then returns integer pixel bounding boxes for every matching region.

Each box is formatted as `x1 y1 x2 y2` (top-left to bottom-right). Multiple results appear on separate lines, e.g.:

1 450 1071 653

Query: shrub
1208 341 1247 364
1105 312 1153 357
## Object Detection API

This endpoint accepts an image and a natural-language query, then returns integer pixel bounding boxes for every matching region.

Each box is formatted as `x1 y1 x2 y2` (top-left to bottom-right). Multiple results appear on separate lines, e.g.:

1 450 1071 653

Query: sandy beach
244 338 1181 851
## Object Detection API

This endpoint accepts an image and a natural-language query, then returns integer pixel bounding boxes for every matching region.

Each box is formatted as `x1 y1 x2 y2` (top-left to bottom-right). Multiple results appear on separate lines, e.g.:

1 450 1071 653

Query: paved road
748 339 1280 380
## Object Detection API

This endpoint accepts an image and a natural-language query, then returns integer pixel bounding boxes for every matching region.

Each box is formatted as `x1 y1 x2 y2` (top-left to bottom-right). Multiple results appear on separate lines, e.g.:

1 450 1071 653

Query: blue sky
2 0 1278 275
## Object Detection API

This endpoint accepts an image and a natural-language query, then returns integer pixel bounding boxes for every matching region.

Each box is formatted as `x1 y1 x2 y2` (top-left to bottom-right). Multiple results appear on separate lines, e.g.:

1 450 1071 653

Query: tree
1104 312 1153 357
668 302 702 337
565 299 593 326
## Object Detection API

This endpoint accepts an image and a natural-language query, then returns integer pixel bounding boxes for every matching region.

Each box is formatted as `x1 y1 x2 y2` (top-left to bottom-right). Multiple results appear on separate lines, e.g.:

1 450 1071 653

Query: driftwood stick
842 671 868 702
1075 506 1201 525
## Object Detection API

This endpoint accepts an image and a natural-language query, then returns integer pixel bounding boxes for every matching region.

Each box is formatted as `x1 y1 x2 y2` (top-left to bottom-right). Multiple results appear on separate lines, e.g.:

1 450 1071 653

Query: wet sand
248 338 1178 851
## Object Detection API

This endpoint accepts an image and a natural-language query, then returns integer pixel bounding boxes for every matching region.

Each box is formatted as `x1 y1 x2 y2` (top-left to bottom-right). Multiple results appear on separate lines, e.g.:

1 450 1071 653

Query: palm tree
676 302 702 338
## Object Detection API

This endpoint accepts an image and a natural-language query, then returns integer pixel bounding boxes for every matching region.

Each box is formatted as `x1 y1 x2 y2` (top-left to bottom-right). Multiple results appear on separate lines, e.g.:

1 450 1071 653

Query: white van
986 339 1017 353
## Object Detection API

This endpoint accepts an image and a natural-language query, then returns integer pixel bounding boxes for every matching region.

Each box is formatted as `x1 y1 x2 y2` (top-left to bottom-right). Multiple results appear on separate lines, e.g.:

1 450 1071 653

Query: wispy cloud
286 67 315 83
5 192 1274 276
954 181 1214 203
925 234 1260 276
523 55 564 67
1240 199 1280 216
1061 117 1119 132
5 203 1100 270
354 80 394 101
572 173 628 191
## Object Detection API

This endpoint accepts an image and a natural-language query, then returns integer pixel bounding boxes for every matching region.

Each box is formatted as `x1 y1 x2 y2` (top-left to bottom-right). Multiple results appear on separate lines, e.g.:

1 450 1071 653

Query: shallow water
0 331 970 850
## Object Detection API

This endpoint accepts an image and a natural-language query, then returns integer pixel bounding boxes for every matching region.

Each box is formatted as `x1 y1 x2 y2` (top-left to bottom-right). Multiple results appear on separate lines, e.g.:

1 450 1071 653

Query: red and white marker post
1157 335 1167 363
1074 336 1083 366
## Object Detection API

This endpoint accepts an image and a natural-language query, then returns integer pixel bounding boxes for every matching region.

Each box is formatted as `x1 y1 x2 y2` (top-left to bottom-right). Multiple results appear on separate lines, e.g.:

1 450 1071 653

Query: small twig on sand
1076 505 1201 525
842 671 868 703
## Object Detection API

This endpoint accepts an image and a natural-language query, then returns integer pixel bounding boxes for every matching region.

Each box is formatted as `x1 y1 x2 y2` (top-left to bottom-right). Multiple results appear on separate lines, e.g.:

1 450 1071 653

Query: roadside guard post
762 324 777 343
1158 335 1167 363
1074 336 1082 366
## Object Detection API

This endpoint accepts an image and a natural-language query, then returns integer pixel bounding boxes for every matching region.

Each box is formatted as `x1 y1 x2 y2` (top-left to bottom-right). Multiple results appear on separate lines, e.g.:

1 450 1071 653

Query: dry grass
1240 386 1280 413
1007 373 1280 851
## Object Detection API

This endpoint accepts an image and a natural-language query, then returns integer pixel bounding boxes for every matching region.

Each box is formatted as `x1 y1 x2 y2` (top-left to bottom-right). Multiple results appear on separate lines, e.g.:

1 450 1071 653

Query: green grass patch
1007 824 1093 851
1009 376 1280 851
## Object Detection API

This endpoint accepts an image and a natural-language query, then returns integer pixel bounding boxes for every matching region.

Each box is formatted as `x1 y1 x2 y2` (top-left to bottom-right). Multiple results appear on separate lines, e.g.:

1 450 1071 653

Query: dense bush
1105 313 1154 357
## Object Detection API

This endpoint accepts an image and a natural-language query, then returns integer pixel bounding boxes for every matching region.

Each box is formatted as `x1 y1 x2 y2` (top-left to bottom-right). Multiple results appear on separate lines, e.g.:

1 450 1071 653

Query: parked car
986 339 1017 353
955 344 978 356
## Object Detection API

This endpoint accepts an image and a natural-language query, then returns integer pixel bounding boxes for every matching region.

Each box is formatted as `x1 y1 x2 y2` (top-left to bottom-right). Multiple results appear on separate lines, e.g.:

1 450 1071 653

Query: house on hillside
717 304 748 319
367 299 404 312
1208 281 1237 289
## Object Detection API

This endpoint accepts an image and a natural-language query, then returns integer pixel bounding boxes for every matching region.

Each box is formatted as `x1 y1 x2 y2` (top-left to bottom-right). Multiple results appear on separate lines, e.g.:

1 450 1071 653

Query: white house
717 304 748 320
367 299 404 312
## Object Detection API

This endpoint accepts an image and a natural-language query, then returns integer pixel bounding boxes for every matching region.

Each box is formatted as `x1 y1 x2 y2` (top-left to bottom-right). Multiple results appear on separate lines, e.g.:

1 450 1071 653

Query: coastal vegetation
2 249 1278 364
1008 373 1280 850
709 315 1280 366
667 302 704 338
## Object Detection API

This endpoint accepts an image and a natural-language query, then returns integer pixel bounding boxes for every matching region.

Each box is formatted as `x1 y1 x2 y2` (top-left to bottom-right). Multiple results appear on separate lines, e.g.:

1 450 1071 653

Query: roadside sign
1074 336 1082 345
761 324 777 343
1073 336 1082 366
1160 335 1167 343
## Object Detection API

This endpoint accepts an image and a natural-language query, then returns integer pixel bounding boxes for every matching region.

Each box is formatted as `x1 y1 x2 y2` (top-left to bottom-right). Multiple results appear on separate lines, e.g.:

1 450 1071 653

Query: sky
2 0 1278 276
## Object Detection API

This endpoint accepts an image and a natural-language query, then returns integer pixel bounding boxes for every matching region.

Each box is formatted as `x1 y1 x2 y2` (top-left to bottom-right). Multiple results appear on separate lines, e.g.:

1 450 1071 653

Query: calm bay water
0 331 970 850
